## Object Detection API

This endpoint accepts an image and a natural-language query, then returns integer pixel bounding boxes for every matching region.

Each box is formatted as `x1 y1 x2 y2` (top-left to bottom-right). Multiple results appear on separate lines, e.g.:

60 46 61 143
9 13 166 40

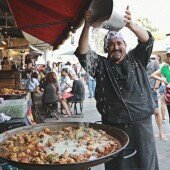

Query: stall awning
7 0 92 49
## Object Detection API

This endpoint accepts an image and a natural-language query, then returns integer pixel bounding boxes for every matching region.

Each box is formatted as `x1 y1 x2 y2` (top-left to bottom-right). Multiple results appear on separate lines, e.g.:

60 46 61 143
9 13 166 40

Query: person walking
45 60 52 74
74 6 159 170
151 52 170 124
155 55 168 122
87 75 96 98
146 58 167 140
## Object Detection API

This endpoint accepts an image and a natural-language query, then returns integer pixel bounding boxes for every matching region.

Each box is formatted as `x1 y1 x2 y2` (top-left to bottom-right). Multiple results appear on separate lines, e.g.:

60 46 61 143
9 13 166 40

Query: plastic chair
69 100 84 115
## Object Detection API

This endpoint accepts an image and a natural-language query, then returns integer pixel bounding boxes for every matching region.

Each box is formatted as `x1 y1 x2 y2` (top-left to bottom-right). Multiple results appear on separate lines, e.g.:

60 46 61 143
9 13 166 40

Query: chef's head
104 31 127 63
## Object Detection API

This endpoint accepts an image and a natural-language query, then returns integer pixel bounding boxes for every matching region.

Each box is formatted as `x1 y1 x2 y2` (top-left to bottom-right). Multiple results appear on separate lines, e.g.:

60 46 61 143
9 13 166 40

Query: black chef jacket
74 31 156 123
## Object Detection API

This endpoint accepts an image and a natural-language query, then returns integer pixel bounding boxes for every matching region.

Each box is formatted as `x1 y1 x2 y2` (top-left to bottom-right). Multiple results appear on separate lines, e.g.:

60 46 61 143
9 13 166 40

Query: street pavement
45 91 170 170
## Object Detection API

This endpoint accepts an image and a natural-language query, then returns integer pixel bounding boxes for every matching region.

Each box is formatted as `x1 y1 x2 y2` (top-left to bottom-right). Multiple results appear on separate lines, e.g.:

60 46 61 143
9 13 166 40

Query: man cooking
74 6 159 170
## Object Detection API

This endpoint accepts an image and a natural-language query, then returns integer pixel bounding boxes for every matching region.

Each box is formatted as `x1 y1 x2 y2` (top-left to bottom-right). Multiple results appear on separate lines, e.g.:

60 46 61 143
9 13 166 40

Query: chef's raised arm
77 10 92 55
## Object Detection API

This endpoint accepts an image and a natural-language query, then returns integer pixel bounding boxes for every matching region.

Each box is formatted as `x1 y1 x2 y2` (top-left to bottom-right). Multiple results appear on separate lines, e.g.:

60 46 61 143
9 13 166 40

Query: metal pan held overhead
89 0 126 30
0 122 134 170
89 0 113 28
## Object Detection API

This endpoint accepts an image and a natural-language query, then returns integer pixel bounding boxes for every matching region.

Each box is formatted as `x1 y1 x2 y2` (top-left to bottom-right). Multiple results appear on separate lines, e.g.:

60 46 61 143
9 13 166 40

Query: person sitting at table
39 70 47 90
41 72 59 117
60 70 85 117
26 72 41 93
26 71 42 105
42 72 59 103
60 68 73 100
22 70 31 89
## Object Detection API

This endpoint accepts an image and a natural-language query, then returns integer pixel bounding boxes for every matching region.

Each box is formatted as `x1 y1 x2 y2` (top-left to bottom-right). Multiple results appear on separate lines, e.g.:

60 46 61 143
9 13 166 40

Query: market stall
0 57 35 133
0 71 22 89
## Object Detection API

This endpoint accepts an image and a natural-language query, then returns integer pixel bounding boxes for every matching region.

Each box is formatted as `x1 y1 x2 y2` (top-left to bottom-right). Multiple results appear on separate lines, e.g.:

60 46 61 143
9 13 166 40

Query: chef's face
108 38 127 63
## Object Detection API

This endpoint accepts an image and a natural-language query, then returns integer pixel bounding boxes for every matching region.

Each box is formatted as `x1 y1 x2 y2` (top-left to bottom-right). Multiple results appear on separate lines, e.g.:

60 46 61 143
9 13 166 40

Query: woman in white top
26 72 42 104
26 72 40 92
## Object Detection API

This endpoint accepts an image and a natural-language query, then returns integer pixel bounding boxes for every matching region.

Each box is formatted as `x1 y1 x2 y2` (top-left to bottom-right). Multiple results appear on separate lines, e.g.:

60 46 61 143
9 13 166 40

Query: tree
137 18 166 40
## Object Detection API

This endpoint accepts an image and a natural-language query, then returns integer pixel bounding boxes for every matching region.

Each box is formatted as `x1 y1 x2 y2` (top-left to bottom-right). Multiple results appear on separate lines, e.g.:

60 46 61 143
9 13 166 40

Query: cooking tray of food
0 88 28 100
0 122 136 170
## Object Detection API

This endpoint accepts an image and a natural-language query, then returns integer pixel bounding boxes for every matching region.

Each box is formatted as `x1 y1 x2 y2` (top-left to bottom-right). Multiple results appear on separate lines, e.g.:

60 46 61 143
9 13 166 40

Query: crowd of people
21 61 86 118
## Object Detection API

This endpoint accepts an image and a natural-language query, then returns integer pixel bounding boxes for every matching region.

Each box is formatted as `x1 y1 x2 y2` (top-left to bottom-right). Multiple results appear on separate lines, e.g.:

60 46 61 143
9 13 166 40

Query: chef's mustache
113 49 121 53
109 50 121 59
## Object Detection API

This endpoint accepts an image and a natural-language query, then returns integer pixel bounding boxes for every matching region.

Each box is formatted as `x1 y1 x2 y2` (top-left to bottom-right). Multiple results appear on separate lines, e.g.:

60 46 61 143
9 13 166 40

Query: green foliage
137 18 158 32
137 18 166 40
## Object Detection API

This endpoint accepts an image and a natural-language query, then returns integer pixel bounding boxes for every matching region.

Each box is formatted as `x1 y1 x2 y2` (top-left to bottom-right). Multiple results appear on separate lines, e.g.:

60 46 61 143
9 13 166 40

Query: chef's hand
124 5 149 42
84 10 92 25
124 6 133 29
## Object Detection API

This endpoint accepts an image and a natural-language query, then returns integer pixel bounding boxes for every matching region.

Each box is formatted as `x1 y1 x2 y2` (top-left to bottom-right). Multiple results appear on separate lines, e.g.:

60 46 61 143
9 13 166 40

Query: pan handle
94 121 102 124
111 148 137 159
95 121 112 126
8 123 24 130
121 148 137 159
